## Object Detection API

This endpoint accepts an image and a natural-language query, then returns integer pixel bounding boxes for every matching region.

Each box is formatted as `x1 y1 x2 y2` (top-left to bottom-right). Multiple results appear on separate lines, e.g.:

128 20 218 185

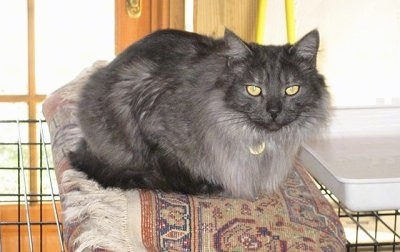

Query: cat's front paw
195 182 224 195
68 150 84 170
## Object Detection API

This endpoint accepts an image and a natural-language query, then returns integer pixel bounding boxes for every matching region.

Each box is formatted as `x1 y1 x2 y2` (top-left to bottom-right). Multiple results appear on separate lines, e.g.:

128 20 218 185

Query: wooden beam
169 0 185 30
194 0 258 41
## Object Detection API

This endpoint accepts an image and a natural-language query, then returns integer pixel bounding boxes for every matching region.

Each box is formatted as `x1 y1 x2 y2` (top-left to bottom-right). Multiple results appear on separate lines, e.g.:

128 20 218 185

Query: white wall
262 0 400 108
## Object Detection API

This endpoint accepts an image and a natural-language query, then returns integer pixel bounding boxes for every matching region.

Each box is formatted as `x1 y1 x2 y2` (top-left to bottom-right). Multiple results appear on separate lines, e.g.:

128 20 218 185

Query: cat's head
220 29 330 133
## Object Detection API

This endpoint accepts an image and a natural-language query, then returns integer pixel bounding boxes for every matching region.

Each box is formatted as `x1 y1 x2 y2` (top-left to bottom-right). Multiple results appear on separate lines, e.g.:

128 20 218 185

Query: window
0 0 115 201
0 1 115 250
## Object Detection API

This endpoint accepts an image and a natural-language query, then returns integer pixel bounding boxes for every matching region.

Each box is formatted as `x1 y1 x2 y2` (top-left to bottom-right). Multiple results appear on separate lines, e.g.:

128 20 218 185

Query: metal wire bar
314 178 400 251
16 120 34 252
341 207 380 249
394 211 399 251
39 119 64 251
0 120 63 251
372 211 400 241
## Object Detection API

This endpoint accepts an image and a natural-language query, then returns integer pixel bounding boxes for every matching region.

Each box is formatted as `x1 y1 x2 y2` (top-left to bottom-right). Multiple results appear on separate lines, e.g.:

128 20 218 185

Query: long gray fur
69 29 330 200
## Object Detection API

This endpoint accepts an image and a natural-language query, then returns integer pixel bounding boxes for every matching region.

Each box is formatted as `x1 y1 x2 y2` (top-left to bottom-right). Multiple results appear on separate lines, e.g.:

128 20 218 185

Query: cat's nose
266 99 282 120
269 109 280 120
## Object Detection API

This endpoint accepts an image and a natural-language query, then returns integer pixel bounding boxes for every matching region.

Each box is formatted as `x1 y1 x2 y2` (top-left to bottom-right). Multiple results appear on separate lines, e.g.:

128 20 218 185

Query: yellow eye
285 85 300 96
246 85 262 97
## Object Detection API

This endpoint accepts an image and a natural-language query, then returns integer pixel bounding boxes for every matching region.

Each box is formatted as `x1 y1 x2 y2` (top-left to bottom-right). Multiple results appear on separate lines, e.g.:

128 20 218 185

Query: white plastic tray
299 107 400 211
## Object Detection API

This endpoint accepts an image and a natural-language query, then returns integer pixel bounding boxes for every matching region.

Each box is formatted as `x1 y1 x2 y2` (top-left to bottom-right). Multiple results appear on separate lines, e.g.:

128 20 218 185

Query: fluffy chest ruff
198 126 301 199
184 95 305 200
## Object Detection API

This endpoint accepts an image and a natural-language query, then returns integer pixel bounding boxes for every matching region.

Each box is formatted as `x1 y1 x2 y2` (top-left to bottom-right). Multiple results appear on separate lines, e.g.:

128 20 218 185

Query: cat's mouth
251 120 283 132
249 115 293 132
265 119 294 131
266 116 297 131
265 122 282 131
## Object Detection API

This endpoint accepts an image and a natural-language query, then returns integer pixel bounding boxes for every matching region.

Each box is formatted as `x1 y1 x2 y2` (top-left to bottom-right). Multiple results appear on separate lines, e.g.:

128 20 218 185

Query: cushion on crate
42 61 346 252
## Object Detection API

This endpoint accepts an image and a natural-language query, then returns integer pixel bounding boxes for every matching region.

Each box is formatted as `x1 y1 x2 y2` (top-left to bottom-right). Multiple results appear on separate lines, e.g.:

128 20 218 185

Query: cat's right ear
289 29 320 67
223 29 252 59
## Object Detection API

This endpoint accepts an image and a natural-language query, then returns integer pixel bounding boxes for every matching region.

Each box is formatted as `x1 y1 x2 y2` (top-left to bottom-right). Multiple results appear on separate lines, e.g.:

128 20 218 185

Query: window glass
0 1 28 94
0 103 30 202
35 0 115 94
0 1 114 203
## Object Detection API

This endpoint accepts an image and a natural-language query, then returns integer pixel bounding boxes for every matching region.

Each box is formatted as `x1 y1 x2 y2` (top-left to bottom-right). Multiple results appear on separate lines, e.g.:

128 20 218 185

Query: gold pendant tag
249 142 266 155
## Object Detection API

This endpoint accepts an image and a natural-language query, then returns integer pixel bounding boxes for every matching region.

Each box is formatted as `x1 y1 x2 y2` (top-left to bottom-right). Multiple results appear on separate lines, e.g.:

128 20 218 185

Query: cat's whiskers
298 112 325 118
206 112 249 128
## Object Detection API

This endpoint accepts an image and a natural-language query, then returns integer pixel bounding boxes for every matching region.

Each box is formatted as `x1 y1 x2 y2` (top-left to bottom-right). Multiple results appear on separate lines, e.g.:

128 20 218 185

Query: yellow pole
256 0 268 44
285 0 296 44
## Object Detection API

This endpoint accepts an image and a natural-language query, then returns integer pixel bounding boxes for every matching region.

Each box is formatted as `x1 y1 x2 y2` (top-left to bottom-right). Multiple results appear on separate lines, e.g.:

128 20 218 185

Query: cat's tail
68 139 144 189
68 139 167 190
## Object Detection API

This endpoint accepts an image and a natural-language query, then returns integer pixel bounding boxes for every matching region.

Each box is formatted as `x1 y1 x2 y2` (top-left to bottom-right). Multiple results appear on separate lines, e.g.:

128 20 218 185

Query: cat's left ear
224 28 252 59
289 29 319 67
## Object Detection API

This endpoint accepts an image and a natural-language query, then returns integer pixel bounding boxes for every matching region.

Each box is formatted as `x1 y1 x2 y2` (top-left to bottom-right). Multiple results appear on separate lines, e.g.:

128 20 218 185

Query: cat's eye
285 85 300 96
246 85 262 97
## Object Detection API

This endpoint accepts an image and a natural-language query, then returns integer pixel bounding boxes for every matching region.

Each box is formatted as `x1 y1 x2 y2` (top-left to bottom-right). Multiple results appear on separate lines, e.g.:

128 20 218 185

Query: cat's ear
224 28 252 58
289 29 319 67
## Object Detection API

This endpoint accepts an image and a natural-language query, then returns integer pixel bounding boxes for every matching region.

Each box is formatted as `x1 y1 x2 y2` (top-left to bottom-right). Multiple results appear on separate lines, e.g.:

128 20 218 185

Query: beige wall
264 0 400 107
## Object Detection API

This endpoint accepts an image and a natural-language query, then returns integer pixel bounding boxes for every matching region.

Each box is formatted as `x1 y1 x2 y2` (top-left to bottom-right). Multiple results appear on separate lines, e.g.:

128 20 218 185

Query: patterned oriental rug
140 163 344 251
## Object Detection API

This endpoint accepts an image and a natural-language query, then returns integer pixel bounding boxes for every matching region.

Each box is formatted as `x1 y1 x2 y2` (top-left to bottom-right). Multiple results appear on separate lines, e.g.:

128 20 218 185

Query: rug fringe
61 169 140 252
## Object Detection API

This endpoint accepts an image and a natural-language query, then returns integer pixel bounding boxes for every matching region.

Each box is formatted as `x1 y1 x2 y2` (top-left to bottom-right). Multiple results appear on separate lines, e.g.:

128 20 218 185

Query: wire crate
0 119 399 252
0 120 64 252
316 180 400 252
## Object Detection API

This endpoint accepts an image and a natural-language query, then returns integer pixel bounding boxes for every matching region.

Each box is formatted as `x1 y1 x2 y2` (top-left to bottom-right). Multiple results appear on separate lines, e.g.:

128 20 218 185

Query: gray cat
69 29 330 199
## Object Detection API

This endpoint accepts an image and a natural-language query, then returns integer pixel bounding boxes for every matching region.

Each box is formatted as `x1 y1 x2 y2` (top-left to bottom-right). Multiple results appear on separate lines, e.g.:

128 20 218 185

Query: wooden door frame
115 0 185 54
